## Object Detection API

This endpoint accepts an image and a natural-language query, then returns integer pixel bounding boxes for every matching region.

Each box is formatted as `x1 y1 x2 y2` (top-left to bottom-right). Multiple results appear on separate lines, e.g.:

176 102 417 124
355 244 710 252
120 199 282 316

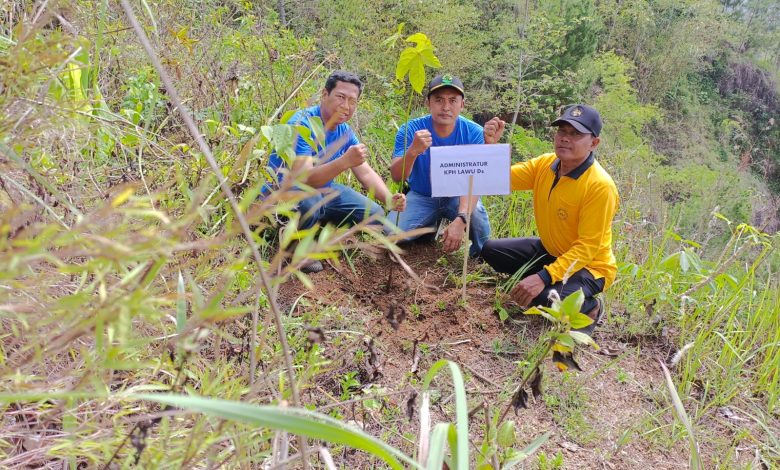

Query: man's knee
481 239 499 258
472 205 490 227
560 270 604 301
296 194 324 229
347 194 385 223
395 207 434 234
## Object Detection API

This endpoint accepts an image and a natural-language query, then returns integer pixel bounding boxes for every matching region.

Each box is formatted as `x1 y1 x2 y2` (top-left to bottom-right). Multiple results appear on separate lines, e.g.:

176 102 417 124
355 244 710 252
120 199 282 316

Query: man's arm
291 144 367 188
390 129 432 182
441 195 478 253
352 162 394 206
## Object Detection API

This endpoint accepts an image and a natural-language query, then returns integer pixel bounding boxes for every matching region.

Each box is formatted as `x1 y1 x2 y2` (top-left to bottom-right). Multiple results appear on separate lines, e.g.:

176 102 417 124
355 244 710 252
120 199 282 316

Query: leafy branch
499 289 598 423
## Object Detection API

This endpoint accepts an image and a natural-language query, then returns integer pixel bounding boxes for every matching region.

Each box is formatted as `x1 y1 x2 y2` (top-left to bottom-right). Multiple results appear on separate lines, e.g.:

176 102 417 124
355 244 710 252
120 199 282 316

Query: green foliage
582 51 661 169
536 450 565 469
509 127 553 161
120 67 166 128
475 414 550 468
2 1 779 468
420 360 470 469
540 0 602 73
395 33 441 94
660 361 703 469
525 290 599 360
595 0 726 103
543 372 598 444
339 370 360 400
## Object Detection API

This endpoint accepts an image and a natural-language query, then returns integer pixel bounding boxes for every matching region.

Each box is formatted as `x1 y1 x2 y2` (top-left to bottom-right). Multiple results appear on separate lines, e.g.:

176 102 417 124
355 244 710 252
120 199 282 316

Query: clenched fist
483 117 506 144
410 130 432 156
389 193 406 211
342 144 367 168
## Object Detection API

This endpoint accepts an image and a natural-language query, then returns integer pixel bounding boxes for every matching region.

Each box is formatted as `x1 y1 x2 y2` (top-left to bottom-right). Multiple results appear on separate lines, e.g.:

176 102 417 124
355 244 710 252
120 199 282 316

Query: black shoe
301 259 324 274
573 297 604 337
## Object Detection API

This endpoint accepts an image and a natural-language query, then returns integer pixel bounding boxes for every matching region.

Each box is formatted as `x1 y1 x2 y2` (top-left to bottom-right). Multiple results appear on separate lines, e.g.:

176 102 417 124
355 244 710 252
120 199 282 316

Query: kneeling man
481 105 618 335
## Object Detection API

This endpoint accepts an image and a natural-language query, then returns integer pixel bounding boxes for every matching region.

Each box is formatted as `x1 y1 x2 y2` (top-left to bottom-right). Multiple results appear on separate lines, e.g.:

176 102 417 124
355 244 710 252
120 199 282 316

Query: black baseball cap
427 74 465 97
552 104 602 137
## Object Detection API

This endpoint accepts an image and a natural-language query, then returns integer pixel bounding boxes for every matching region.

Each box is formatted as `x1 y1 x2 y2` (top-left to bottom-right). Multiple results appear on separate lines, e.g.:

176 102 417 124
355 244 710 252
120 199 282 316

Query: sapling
499 289 599 423
385 32 440 291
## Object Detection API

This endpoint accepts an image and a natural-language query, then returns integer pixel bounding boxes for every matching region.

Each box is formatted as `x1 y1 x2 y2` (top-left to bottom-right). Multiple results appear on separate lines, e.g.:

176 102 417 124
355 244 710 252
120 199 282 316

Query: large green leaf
419 47 441 68
135 393 420 470
273 124 295 164
408 60 426 94
558 289 584 318
525 305 560 323
568 311 594 330
497 420 516 448
395 33 440 94
396 47 417 81
569 330 598 348
425 423 452 470
261 124 296 165
405 33 431 47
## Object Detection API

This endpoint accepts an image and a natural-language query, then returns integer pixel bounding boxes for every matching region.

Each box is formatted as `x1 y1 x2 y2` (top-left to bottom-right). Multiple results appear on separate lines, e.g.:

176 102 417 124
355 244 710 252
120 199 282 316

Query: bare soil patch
277 242 760 469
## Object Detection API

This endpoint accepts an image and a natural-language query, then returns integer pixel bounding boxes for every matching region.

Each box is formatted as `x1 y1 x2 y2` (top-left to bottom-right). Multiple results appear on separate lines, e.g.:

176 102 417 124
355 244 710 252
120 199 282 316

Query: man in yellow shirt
481 104 618 335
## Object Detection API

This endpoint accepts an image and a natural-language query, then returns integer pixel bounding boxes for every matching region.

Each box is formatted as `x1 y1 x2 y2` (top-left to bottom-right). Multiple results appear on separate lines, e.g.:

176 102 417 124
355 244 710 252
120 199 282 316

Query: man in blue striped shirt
266 71 405 272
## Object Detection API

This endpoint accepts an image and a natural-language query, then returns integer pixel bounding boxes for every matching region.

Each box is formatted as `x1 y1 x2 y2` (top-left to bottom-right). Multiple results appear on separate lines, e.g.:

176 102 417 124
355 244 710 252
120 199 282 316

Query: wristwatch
456 212 468 224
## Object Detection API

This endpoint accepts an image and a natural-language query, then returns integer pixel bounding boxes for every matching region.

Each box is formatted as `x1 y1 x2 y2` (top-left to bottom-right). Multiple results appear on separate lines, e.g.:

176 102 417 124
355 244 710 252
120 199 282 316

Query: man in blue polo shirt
267 71 405 272
389 74 505 257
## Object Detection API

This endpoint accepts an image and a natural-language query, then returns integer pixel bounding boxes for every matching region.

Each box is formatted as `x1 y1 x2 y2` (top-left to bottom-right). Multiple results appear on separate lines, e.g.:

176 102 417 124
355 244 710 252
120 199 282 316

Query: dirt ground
277 242 765 469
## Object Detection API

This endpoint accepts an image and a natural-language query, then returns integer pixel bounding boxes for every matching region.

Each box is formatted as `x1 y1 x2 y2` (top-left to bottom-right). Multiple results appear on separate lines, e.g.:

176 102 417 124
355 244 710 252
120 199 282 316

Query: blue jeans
297 183 384 230
388 190 491 258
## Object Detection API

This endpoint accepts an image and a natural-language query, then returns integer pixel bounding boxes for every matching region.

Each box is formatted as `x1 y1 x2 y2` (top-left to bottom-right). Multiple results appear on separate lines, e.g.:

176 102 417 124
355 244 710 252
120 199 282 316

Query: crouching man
266 71 405 272
482 105 618 335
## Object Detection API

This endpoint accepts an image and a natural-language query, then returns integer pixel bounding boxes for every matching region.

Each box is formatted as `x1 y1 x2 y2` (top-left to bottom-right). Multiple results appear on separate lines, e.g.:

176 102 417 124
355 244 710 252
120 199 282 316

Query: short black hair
324 71 363 96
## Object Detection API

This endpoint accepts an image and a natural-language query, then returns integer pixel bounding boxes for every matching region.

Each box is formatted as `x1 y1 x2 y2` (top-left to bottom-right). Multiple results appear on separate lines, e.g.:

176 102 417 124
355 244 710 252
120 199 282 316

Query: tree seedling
499 289 599 422
385 32 440 292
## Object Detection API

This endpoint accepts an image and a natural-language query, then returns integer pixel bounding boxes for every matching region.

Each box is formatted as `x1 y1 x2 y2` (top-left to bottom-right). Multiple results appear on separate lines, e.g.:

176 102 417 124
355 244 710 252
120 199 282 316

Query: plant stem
461 176 474 303
386 90 415 292
499 335 556 423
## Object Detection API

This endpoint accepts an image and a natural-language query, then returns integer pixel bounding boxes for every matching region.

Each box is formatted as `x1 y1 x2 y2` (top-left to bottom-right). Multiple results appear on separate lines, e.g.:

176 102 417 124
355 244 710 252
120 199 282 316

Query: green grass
0 1 778 468
543 372 599 445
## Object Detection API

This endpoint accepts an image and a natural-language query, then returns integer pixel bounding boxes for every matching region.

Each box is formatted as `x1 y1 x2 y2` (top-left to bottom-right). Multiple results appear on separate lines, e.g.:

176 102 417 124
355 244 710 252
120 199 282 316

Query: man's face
426 88 464 127
553 123 600 163
320 81 360 127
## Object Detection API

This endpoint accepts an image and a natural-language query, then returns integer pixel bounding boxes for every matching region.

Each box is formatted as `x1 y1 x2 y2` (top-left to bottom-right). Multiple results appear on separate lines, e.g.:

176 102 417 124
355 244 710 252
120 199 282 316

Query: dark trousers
481 237 604 313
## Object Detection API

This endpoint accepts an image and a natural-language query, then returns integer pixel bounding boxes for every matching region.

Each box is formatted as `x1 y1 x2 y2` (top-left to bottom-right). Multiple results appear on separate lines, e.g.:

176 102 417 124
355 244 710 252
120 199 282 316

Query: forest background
0 0 779 468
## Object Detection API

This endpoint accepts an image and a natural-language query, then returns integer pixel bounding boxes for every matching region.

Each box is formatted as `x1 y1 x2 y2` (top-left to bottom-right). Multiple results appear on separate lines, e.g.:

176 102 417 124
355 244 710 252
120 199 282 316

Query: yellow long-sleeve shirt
510 152 619 289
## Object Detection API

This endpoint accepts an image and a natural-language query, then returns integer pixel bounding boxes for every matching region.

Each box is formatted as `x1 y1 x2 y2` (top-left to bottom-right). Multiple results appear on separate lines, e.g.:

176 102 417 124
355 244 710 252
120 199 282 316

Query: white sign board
429 144 511 197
